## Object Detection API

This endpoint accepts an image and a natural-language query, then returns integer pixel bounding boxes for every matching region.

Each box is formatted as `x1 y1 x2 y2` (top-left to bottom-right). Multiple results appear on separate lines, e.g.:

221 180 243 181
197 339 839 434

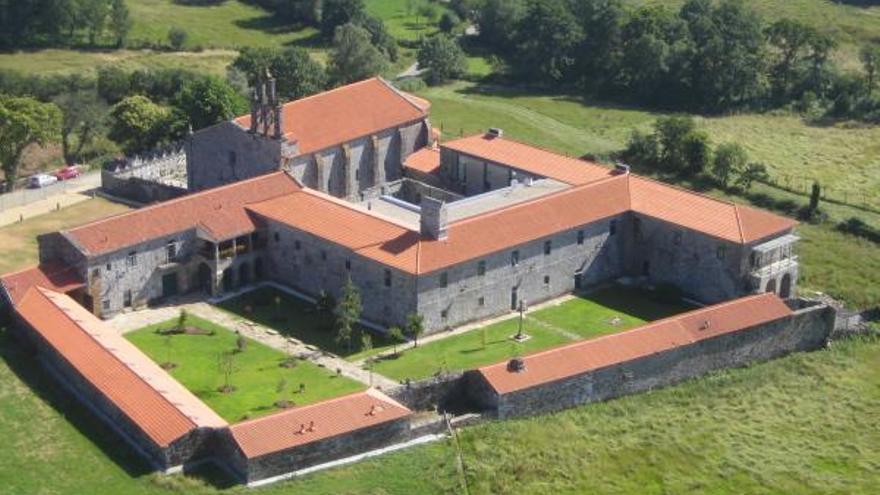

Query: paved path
396 62 425 79
0 171 102 227
108 296 399 391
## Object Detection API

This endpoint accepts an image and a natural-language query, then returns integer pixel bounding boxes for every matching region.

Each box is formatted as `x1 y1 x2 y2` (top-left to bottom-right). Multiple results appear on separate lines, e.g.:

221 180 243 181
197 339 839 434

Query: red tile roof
404 146 441 175
442 133 613 186
235 78 428 155
65 172 300 256
477 293 793 395
1 262 83 306
630 176 798 243
228 389 411 459
16 288 226 447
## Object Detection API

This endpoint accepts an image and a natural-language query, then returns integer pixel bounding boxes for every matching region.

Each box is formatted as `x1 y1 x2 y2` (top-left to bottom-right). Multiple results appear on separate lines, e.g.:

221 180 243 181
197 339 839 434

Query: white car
28 173 58 189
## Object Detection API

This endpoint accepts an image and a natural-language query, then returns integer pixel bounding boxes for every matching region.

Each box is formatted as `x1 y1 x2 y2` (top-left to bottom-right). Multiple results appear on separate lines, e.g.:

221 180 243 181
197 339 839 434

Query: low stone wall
468 303 835 419
387 371 466 412
101 146 187 204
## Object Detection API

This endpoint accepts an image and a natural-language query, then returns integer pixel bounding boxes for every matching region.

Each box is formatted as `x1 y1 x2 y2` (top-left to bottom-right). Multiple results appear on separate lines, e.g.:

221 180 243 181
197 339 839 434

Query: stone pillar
371 135 385 187
315 154 327 193
420 197 448 240
342 143 355 199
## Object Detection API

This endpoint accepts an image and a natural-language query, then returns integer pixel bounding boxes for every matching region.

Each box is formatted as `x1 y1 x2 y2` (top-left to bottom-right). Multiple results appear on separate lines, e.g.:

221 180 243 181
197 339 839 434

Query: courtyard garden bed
371 286 695 382
125 314 364 422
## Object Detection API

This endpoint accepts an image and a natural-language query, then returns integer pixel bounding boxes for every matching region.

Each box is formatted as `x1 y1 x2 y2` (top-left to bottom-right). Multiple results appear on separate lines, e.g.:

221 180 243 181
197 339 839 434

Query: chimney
249 88 258 133
274 103 283 139
267 75 277 105
487 127 503 138
420 196 448 241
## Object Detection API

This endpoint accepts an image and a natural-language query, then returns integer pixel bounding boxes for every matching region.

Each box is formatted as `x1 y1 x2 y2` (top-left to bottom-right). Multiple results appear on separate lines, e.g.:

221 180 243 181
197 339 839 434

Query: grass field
372 287 692 381
0 197 131 275
2 324 877 494
125 314 364 422
217 286 396 358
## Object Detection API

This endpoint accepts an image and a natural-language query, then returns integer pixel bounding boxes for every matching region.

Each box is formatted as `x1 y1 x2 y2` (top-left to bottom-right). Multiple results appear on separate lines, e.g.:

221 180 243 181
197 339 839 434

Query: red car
54 165 81 181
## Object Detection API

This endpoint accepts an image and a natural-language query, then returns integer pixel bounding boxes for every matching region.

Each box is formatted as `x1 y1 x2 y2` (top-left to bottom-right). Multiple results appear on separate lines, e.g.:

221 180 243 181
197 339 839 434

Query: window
123 290 132 308
91 268 100 278
750 252 759 268
610 220 617 236
441 309 448 319
543 275 550 286
478 296 485 307
544 240 552 255
127 251 137 267
577 230 585 245
228 151 237 166
320 250 327 261
477 260 486 276
106 263 111 271
384 269 392 287
673 231 682 246
716 245 727 260
345 260 351 271
511 250 520 266
294 240 301 251
440 272 448 288
166 240 178 261
102 299 110 311
633 218 642 240
274 232 280 242
355 169 360 181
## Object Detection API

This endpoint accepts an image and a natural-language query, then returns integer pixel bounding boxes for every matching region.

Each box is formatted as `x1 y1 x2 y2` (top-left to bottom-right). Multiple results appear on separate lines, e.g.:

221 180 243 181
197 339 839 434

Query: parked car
27 173 58 189
54 164 81 181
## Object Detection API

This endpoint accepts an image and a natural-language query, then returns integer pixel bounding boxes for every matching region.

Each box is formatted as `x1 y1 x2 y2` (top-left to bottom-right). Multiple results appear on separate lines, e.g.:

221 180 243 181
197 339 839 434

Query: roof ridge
31 288 197 435
448 174 626 228
631 174 738 209
733 204 746 243
378 76 431 114
65 171 293 235
445 133 609 171
297 188 418 231
230 389 379 429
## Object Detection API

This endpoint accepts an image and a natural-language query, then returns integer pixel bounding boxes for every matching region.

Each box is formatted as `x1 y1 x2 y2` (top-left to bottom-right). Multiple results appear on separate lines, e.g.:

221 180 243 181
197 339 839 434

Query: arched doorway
222 268 235 293
238 262 251 288
765 278 777 294
780 273 792 298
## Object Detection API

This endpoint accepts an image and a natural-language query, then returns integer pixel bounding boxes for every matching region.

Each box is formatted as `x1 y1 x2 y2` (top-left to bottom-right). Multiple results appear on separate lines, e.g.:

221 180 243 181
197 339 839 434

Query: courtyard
125 314 364 422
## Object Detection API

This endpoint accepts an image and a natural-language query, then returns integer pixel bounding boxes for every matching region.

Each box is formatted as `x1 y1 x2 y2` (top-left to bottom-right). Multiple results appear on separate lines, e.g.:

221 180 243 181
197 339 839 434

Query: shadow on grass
578 286 696 322
0 331 153 479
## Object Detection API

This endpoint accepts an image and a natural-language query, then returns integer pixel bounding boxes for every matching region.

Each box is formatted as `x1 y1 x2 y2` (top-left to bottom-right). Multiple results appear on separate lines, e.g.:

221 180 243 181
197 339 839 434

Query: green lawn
2 325 877 494
372 286 693 381
365 0 447 42
217 286 395 359
125 314 364 422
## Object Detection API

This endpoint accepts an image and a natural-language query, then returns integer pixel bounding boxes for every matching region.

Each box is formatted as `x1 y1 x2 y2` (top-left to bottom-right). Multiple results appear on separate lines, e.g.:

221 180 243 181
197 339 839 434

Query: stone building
186 77 431 200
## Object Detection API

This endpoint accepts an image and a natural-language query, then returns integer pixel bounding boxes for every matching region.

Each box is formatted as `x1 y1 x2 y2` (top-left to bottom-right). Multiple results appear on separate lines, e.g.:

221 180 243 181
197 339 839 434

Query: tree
682 131 711 175
0 96 62 191
475 0 525 52
513 0 582 84
177 309 188 332
81 0 109 46
404 313 424 347
107 95 171 154
361 331 373 385
439 11 460 33
417 34 467 85
712 142 748 188
168 27 188 50
232 47 327 101
108 0 132 47
766 19 817 101
53 90 105 164
357 15 399 62
809 181 821 213
97 65 131 104
655 115 698 173
216 350 238 393
175 76 247 131
388 326 404 355
861 45 880 96
622 130 659 169
334 276 362 353
735 162 769 191
328 23 388 85
321 0 366 38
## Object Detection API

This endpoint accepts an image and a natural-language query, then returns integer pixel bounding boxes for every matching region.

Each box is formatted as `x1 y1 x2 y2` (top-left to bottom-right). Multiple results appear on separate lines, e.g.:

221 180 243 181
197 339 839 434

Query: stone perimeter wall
465 302 835 419
102 145 188 204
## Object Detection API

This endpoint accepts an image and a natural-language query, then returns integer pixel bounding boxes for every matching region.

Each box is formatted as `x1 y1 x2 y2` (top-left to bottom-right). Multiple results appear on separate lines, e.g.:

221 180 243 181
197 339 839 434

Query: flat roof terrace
357 178 572 228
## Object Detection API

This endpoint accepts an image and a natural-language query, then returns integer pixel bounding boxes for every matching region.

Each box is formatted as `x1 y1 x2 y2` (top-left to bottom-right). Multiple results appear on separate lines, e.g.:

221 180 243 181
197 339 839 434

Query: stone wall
438 147 541 196
416 215 627 331
468 302 835 419
262 219 419 328
387 372 466 411
102 145 188 204
218 418 411 485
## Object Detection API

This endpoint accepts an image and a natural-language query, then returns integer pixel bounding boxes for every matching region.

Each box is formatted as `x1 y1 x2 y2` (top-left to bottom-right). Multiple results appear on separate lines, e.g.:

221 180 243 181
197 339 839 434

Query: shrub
168 27 189 51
